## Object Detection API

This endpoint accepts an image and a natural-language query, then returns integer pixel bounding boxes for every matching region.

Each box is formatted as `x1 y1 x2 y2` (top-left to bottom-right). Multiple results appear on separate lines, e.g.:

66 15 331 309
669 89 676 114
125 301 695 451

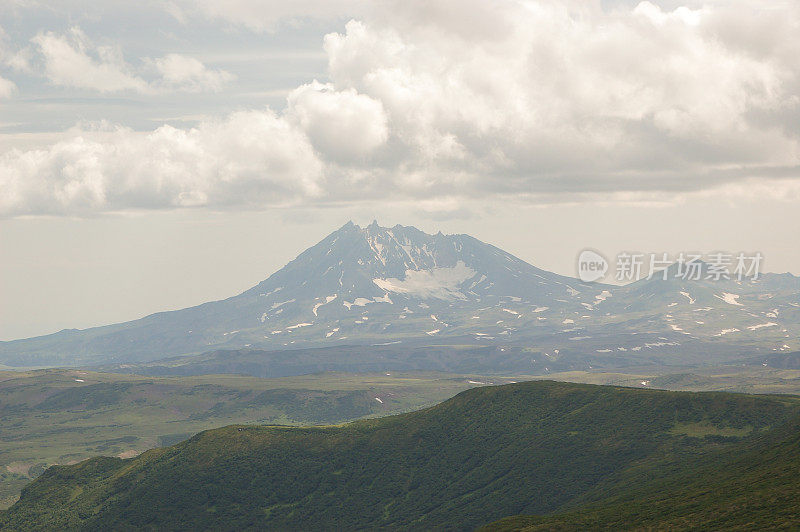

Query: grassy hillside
2 381 798 530
0 369 497 509
482 416 800 530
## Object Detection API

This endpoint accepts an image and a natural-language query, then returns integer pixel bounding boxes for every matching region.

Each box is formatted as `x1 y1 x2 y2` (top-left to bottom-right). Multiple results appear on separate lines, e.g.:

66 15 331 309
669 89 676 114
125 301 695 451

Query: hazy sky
1 0 799 340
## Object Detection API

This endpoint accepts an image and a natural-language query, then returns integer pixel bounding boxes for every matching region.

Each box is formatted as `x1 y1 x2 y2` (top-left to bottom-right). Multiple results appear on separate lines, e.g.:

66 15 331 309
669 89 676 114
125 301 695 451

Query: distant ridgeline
3 381 800 530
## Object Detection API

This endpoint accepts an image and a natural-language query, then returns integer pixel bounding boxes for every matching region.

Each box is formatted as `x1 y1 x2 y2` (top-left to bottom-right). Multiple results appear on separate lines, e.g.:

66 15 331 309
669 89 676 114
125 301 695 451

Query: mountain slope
2 381 798 530
600 262 800 354
483 409 800 530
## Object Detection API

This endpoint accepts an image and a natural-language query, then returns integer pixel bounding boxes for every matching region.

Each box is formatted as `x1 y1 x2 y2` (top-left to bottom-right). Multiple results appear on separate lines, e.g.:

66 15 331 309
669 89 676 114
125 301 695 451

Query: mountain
2 381 799 530
0 221 798 369
0 221 607 367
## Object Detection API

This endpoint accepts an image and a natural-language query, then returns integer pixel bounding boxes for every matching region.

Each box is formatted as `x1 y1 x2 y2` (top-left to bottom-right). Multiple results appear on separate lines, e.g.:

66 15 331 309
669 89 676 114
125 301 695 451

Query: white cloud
1 0 800 216
151 53 234 92
32 27 150 93
0 75 15 98
287 81 388 162
28 27 233 94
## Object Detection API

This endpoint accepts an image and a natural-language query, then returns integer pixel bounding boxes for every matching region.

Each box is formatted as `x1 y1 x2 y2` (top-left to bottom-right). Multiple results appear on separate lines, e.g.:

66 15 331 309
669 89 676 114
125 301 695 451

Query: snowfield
373 261 476 300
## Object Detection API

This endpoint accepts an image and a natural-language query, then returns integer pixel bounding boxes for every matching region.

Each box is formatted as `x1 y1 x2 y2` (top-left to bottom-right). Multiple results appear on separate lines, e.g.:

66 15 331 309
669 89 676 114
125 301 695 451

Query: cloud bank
1 0 799 216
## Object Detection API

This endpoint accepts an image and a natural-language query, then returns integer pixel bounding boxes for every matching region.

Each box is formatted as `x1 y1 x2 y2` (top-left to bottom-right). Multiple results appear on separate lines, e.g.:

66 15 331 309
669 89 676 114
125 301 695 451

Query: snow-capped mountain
242 220 604 321
0 221 798 369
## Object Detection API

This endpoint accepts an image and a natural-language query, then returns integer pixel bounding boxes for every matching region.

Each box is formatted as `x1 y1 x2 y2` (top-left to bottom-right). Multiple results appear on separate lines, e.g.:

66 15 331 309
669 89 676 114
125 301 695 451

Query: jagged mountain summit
0 221 797 368
243 220 602 319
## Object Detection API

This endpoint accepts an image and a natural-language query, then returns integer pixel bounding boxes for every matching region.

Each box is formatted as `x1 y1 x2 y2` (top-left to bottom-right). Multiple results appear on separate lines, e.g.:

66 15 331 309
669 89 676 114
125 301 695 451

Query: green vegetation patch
669 421 752 438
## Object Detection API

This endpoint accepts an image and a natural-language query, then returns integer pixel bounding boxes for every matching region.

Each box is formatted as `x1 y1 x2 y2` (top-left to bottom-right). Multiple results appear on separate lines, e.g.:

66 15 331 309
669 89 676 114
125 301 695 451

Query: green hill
2 381 799 530
0 369 490 508
482 414 800 530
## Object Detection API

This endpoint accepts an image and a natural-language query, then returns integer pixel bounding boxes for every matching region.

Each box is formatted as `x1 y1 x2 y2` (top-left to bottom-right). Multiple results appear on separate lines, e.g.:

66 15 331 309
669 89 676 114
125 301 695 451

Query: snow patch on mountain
595 290 612 302
343 294 392 310
679 291 695 304
747 322 778 331
715 292 743 306
343 298 373 310
372 261 476 300
312 295 338 316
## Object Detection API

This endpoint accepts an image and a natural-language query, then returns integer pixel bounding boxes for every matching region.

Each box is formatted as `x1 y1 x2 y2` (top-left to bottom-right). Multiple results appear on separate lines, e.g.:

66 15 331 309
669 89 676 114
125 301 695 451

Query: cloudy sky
1 0 799 340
